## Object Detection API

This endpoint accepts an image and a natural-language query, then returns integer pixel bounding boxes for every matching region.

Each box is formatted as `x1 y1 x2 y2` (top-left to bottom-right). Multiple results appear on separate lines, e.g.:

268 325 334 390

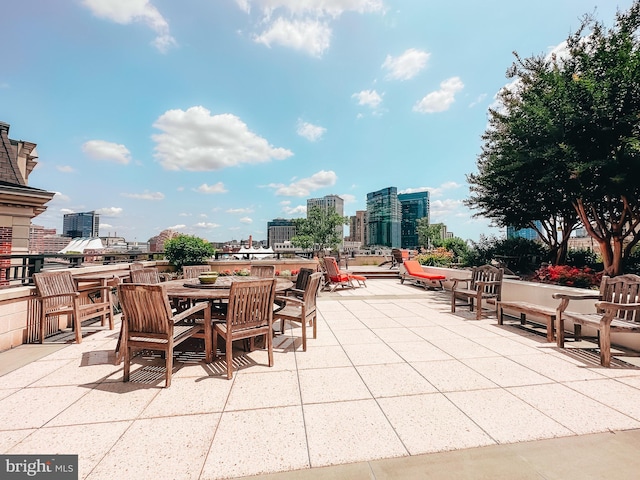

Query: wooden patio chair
323 256 366 291
284 267 315 299
213 278 277 379
34 270 114 344
451 265 503 320
274 272 323 351
250 265 275 278
117 283 211 387
130 267 161 284
183 265 212 279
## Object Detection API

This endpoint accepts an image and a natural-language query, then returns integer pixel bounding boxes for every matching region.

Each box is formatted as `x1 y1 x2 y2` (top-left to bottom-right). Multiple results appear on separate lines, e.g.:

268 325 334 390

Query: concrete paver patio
2 278 640 479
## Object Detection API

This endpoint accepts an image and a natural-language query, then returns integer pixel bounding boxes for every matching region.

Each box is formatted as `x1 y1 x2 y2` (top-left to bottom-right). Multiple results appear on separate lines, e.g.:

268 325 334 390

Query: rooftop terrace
1 277 640 479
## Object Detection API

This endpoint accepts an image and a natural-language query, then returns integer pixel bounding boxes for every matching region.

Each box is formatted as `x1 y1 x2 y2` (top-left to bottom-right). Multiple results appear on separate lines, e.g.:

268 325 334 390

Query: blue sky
1 0 634 244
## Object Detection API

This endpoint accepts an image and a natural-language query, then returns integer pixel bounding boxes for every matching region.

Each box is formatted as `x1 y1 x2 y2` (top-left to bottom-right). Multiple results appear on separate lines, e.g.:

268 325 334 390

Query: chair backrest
130 267 161 284
130 262 145 271
118 283 173 335
598 274 640 321
183 265 212 279
295 267 315 290
34 270 77 297
324 257 341 280
470 265 504 298
403 260 423 276
302 272 323 313
392 249 405 264
226 278 276 331
250 265 275 278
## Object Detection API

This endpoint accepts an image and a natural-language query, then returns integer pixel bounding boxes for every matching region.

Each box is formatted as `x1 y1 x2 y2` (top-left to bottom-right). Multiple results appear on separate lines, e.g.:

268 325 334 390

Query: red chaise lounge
400 260 446 290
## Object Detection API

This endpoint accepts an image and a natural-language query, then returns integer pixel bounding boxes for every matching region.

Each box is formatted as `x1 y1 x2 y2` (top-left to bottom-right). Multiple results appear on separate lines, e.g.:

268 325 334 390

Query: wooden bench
400 260 446 290
497 301 557 342
451 265 504 320
553 274 640 367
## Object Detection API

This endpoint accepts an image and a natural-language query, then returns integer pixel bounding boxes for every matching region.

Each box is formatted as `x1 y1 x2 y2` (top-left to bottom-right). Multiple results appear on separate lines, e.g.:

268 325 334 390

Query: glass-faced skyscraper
62 211 100 238
398 191 430 249
366 187 401 248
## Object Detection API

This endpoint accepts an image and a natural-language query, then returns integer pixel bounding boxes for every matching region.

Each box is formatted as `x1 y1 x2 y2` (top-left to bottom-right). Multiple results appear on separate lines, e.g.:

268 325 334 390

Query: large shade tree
467 1 640 275
290 206 348 255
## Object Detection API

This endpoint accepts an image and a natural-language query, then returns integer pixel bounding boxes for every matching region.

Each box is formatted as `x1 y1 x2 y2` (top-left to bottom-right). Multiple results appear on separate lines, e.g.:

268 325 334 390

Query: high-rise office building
267 218 296 247
398 191 430 249
347 210 367 245
366 187 401 248
63 211 100 238
507 221 542 241
307 194 345 242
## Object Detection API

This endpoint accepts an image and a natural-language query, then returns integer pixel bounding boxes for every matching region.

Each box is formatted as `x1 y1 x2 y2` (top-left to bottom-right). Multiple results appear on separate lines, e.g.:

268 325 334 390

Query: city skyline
2 1 633 243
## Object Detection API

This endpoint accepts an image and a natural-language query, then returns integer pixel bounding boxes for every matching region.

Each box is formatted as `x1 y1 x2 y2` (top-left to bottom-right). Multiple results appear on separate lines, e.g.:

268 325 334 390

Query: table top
163 276 293 300
74 271 132 282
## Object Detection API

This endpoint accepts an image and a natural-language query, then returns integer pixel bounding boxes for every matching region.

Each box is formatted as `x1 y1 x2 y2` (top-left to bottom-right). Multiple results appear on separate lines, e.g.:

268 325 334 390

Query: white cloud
239 217 253 224
237 0 385 17
51 192 71 203
238 0 384 56
82 0 176 53
99 223 113 229
122 191 165 200
195 182 227 194
227 208 254 214
413 77 464 113
153 106 293 171
282 204 307 215
268 170 337 197
82 140 131 164
167 224 186 230
297 120 326 142
430 198 464 218
255 18 331 57
95 207 123 216
352 90 383 108
399 182 461 198
60 208 75 214
382 48 430 81
340 193 356 204
194 222 220 229
56 165 75 173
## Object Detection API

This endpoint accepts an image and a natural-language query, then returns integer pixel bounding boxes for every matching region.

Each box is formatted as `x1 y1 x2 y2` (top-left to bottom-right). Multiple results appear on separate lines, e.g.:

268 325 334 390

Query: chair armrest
275 295 303 307
172 301 209 323
286 288 305 297
450 278 471 290
38 292 80 300
553 292 601 313
595 301 640 311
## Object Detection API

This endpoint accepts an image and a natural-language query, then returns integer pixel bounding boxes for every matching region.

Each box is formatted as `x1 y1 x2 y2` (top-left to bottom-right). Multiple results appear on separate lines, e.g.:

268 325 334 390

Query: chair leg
123 346 131 382
600 328 611 367
39 309 46 344
226 336 233 379
267 330 273 367
313 313 317 339
302 318 307 352
165 348 173 387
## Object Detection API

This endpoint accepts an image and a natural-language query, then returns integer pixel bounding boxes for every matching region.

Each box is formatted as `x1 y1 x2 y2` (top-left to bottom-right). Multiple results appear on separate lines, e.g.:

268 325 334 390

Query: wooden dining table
114 276 294 364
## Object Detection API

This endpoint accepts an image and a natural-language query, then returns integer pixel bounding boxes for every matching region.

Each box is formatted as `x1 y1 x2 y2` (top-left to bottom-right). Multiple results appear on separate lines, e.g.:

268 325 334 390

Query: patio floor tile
412 359 498 392
377 393 496 454
201 406 308 480
446 388 573 443
387 340 453 363
225 370 300 411
355 363 437 397
294 345 352 370
460 356 554 387
508 383 640 434
341 343 404 366
303 399 407 467
298 366 372 403
88 414 219 480
565 378 640 420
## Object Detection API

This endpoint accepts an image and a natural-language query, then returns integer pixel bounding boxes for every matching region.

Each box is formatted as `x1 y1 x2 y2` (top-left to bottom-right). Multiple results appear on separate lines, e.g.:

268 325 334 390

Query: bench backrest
470 265 504 298
598 274 640 321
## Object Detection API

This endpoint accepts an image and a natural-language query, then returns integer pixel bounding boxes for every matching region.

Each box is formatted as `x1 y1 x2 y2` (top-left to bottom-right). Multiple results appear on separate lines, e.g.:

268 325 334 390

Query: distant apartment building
366 187 401 248
267 218 296 248
398 191 429 249
307 194 345 246
29 224 70 253
346 210 367 245
63 211 99 238
507 221 542 241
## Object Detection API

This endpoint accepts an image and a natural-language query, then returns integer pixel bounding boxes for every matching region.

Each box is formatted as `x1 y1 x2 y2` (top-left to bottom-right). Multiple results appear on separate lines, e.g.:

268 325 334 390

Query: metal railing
0 252 165 287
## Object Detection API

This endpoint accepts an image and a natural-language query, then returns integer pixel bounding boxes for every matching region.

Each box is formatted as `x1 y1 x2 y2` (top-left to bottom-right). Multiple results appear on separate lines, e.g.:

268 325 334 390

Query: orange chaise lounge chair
323 256 367 291
400 260 446 290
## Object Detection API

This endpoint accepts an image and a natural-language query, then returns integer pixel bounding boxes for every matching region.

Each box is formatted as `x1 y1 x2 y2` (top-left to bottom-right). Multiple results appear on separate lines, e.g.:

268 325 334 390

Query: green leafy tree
468 2 640 275
164 234 215 270
416 219 445 249
442 237 469 264
291 206 348 254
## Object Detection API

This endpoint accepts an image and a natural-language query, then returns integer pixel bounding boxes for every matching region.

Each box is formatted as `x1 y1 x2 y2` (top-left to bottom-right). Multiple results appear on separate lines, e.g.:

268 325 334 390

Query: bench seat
400 260 446 290
498 301 557 342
